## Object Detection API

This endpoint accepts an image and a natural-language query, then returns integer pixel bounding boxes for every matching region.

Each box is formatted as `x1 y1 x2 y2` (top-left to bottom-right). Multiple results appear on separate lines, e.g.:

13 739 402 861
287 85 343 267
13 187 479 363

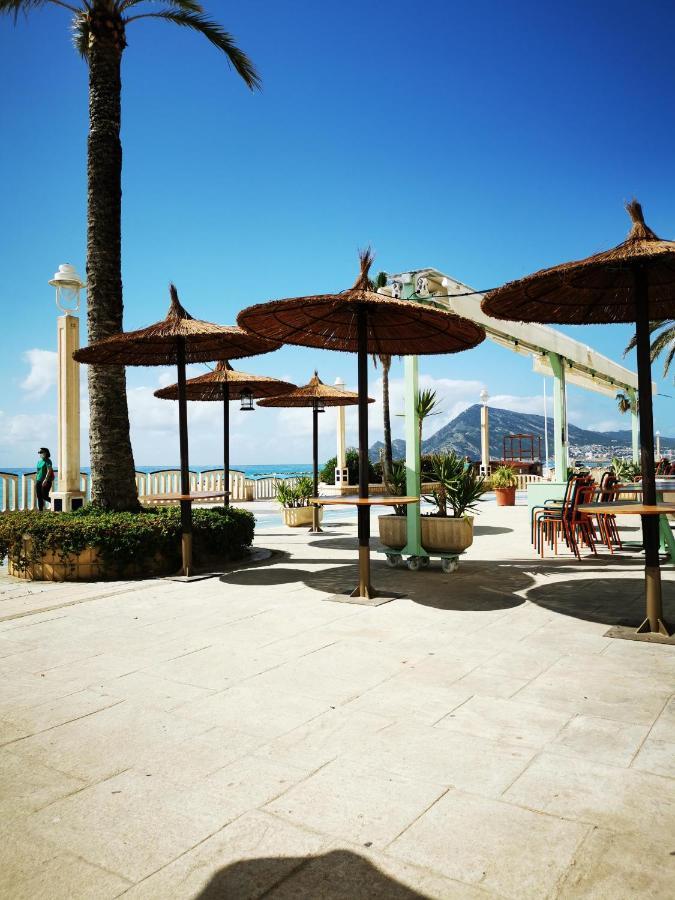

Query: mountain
369 404 675 461
368 439 406 463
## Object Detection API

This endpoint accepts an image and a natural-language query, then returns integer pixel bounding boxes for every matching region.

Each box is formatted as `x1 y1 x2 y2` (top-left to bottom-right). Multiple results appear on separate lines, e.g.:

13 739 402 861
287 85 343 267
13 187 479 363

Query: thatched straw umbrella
74 285 278 577
258 371 373 533
482 201 675 636
154 361 296 507
238 250 485 601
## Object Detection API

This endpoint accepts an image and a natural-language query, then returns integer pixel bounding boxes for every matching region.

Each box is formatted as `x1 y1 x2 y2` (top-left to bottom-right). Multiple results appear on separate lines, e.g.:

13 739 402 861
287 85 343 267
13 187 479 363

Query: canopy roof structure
379 268 653 399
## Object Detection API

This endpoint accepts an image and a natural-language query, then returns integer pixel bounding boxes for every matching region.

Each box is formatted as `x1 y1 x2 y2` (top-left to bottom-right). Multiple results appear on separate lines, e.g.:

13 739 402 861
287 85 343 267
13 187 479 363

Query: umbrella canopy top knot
74 284 280 367
257 371 373 407
237 249 486 356
482 201 675 325
153 360 297 402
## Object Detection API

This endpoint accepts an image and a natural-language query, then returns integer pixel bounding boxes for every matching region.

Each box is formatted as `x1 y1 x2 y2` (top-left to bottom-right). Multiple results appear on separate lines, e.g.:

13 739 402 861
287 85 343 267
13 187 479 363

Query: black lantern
239 388 254 411
314 398 325 413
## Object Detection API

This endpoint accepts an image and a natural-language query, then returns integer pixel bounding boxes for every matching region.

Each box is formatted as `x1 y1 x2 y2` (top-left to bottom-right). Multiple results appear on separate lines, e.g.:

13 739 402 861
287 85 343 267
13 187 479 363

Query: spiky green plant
1 1 259 510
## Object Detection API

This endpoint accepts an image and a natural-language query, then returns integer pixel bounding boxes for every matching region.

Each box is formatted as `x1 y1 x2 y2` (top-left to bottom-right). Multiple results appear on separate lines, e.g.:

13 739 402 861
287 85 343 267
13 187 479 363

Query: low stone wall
8 540 171 582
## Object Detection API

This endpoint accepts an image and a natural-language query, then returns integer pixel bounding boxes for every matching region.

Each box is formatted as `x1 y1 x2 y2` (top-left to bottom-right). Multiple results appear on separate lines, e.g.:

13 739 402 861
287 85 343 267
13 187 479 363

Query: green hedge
0 505 255 576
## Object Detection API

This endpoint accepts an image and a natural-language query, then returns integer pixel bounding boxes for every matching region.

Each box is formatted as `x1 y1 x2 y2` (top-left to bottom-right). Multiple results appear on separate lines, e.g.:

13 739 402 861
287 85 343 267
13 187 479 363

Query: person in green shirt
36 447 54 511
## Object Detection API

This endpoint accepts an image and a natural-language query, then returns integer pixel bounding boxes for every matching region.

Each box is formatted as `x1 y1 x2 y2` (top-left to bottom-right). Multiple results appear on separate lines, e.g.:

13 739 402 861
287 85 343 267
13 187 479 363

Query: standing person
36 448 54 511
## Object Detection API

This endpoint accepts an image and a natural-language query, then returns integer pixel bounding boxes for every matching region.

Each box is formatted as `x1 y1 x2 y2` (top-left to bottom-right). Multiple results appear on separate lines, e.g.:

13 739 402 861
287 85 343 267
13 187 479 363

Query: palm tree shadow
194 849 430 899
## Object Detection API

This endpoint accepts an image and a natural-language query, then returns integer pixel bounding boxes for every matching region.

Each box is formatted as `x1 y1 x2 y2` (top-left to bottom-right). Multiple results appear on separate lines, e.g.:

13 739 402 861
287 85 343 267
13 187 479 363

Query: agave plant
424 452 486 518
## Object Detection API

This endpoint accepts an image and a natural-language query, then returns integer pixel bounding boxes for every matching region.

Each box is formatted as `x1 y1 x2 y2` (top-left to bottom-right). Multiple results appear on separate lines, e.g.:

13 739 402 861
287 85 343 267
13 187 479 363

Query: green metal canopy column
628 388 639 463
401 281 427 560
548 352 569 480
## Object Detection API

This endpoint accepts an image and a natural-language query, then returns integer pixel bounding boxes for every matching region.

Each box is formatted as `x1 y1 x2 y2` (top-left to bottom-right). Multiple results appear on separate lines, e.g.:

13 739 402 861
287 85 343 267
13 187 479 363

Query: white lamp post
334 377 348 488
49 264 86 512
656 430 661 459
479 388 490 476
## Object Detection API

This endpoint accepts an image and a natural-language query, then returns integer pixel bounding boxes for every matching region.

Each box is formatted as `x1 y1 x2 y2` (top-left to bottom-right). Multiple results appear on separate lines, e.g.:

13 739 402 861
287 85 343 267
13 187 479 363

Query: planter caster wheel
420 556 430 568
407 556 421 571
442 558 459 574
385 553 402 568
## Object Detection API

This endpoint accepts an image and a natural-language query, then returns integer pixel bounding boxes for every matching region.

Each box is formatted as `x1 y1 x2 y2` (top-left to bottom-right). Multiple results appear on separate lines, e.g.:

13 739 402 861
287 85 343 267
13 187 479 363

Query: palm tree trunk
381 357 393 478
86 13 139 510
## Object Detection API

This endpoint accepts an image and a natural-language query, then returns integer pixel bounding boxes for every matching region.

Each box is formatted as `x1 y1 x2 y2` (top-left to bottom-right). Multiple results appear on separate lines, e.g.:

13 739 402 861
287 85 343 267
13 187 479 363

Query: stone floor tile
9 699 207 782
6 852 131 900
452 668 531 699
0 748 85 820
254 708 393 771
147 643 284 691
265 757 447 848
557 826 675 898
0 689 123 741
133 724 263 784
175 683 331 738
503 751 675 834
341 673 473 725
648 695 675 742
631 738 675 778
389 788 589 899
435 695 571 748
122 810 330 899
27 770 231 883
93 670 214 711
548 714 650 767
344 720 534 798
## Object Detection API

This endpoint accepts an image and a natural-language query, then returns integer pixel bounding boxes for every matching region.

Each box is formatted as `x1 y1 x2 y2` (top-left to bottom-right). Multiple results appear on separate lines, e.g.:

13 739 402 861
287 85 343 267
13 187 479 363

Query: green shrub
0 505 254 576
491 466 518 489
275 476 315 508
321 448 379 485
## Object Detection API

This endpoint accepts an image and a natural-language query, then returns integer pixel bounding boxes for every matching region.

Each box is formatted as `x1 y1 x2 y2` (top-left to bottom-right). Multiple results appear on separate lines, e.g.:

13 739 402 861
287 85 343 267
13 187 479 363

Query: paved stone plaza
1 501 674 898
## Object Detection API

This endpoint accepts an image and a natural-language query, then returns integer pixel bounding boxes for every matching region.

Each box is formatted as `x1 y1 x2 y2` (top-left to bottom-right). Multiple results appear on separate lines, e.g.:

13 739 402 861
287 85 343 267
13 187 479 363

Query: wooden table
311 497 420 602
142 491 230 503
579 501 675 564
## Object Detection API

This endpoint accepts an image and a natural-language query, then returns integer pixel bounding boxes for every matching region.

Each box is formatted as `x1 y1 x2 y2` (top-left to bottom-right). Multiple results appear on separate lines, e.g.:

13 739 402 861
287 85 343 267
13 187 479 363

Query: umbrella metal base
324 590 403 607
605 625 675 645
635 565 672 636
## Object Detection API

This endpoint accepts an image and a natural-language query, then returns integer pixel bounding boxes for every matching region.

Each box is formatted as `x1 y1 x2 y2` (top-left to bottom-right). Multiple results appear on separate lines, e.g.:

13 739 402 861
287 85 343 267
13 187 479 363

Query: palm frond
662 340 675 377
0 0 49 20
118 0 201 12
623 319 671 356
124 8 260 89
71 10 89 57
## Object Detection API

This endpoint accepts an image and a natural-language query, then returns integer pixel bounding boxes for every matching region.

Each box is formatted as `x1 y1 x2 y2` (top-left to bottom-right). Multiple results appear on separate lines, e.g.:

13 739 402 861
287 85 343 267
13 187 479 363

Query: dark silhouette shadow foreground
194 849 430 899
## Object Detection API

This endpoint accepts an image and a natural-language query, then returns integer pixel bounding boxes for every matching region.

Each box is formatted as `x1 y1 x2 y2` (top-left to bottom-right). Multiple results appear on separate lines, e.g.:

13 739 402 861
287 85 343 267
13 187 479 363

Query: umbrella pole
223 382 230 508
352 304 374 599
310 400 323 533
634 265 670 636
177 337 192 577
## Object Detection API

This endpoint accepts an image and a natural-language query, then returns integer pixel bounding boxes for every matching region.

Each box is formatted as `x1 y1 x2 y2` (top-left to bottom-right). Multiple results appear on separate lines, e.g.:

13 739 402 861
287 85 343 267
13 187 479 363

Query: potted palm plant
276 476 324 527
491 465 518 506
378 453 486 553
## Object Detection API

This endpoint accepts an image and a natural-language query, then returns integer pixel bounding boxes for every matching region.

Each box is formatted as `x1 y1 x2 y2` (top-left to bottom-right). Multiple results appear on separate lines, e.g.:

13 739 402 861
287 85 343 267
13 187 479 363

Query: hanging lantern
239 388 254 411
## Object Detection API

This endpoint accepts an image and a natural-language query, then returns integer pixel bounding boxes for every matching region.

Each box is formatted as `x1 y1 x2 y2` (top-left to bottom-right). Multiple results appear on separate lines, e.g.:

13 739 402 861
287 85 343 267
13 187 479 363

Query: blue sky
1 0 673 465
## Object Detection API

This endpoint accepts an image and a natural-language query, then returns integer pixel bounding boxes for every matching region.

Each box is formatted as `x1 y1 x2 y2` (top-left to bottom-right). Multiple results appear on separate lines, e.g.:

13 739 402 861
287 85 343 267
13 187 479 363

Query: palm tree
2 1 260 510
624 320 675 378
369 271 394 478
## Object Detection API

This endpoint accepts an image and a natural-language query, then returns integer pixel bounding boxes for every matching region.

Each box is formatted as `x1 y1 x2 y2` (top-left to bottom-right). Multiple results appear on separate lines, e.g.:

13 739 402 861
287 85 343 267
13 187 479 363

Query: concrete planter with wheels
378 514 474 553
281 506 324 528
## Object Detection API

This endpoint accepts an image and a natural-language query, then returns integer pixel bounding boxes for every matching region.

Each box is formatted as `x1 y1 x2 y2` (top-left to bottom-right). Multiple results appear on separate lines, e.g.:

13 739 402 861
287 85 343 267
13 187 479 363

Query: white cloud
20 349 57 397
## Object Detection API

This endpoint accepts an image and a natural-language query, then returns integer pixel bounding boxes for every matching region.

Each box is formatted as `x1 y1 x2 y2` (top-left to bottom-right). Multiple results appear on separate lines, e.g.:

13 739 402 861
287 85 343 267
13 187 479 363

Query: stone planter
495 486 517 506
281 506 324 528
8 535 175 582
378 514 474 553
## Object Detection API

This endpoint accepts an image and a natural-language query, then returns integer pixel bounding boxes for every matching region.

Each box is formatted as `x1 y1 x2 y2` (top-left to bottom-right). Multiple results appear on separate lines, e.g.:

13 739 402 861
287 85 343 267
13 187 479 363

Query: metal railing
16 471 91 510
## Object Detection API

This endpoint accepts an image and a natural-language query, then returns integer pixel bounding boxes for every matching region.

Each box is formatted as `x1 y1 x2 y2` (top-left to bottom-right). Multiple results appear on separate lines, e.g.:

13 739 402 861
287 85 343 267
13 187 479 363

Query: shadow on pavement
194 849 430 899
524 576 675 627
473 525 513 536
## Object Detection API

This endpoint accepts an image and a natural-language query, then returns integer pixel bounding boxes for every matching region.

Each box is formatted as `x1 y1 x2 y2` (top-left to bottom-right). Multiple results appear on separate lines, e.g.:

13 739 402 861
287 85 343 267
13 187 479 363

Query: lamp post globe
480 388 489 406
49 264 85 314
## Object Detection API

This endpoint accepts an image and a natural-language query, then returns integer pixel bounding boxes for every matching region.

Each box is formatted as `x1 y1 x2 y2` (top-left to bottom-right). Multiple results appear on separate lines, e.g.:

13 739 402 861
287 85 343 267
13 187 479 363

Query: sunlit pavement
0 500 674 898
